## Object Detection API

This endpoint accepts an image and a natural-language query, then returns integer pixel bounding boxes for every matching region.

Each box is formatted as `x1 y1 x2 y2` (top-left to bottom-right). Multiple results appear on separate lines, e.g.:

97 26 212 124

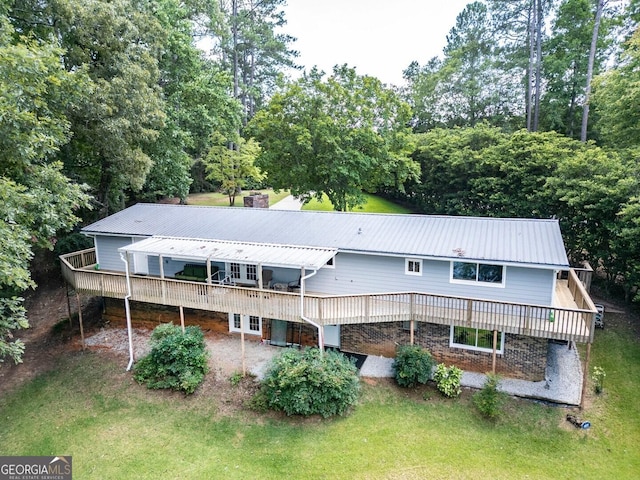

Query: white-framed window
230 262 241 280
325 256 336 269
229 313 262 335
246 264 257 281
227 263 257 285
451 261 505 287
450 326 504 354
405 258 423 276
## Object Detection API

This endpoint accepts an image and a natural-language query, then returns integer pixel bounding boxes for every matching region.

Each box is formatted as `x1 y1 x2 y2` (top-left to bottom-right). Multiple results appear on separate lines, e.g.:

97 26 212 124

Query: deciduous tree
0 15 90 363
249 66 418 211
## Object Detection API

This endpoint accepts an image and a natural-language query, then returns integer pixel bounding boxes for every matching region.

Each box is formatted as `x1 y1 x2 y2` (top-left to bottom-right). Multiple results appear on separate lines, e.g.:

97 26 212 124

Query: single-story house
60 203 596 387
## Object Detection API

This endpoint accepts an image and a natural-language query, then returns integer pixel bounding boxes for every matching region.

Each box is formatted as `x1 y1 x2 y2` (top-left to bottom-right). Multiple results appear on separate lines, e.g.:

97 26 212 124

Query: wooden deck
60 248 597 343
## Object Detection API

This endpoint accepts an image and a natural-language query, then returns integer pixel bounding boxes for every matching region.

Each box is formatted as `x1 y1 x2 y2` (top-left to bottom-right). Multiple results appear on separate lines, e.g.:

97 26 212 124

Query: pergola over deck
118 235 338 282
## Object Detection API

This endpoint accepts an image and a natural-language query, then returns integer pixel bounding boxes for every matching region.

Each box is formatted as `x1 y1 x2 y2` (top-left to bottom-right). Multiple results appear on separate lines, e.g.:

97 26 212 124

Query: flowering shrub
433 363 463 398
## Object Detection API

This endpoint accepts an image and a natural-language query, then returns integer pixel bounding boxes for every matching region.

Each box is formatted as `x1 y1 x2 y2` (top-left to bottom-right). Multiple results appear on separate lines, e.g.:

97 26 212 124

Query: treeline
1 0 640 362
382 125 639 302
0 0 296 362
3 0 295 217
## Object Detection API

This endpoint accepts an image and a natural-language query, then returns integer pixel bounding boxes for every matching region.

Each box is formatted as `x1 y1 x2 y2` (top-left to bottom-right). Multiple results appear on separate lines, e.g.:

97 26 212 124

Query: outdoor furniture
287 275 301 292
175 264 216 282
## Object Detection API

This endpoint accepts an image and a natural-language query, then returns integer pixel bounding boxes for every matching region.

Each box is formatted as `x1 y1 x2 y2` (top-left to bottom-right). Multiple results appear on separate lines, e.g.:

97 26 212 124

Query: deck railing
60 249 596 343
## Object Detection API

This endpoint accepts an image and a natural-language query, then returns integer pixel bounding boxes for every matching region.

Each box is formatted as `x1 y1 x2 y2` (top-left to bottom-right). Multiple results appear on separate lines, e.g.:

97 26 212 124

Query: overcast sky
283 0 473 86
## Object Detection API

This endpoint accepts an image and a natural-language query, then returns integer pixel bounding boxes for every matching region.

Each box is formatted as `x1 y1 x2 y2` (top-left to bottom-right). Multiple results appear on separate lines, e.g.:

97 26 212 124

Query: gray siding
95 236 135 271
308 253 554 305
95 236 554 306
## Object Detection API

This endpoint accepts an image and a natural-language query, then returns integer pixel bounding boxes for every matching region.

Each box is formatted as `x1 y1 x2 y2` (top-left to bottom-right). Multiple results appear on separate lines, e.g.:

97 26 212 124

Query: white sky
282 0 473 86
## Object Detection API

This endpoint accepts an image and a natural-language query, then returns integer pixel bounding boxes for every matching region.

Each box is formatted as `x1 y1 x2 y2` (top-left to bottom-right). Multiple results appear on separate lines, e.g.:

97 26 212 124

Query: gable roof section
83 203 570 269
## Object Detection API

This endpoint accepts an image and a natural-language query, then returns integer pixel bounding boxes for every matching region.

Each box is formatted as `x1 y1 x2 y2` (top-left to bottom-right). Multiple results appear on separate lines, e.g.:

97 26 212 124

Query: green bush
133 324 209 394
259 348 360 418
433 363 463 398
392 344 435 388
592 365 606 394
472 373 507 418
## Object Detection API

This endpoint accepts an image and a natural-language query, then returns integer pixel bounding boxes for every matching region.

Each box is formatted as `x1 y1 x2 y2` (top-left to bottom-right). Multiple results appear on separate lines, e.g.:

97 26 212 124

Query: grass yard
302 193 412 213
0 310 638 479
187 189 291 207
187 189 411 214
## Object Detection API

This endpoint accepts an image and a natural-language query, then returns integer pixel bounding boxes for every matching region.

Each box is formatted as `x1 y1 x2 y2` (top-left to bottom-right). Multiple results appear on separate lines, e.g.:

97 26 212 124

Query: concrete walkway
359 342 583 405
270 195 304 210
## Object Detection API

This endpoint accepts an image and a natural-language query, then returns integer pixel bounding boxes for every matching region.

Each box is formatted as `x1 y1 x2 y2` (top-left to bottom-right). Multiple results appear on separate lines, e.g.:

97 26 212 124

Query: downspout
299 267 324 354
120 252 135 371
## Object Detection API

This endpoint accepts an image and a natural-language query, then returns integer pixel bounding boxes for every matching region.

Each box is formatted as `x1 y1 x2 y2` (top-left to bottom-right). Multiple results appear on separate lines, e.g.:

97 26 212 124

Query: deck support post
580 342 591 410
179 305 185 334
491 329 498 374
76 292 85 350
410 320 414 345
66 283 73 327
241 316 246 376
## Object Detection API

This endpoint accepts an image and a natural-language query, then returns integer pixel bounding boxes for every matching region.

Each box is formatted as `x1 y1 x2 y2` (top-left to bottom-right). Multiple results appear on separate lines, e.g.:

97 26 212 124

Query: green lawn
302 193 412 213
187 189 291 207
1 312 638 479
188 190 412 214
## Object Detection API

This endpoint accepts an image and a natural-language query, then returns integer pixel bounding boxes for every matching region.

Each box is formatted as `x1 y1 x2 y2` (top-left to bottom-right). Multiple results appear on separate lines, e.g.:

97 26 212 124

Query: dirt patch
0 273 101 395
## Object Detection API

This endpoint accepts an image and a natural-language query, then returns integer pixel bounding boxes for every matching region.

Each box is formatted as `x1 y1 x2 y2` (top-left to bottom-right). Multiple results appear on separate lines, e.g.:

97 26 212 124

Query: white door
229 313 262 336
133 253 149 275
324 325 340 348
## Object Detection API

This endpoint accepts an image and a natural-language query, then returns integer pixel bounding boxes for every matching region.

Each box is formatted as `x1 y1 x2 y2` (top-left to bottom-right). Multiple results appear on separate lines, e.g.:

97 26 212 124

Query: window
325 256 335 268
246 264 257 281
405 258 423 276
249 316 260 332
230 263 241 279
402 320 419 332
451 261 504 286
450 326 504 354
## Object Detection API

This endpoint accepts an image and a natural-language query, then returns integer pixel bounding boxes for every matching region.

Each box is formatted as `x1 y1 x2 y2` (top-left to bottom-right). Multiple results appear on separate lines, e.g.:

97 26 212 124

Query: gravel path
358 342 583 405
85 328 583 405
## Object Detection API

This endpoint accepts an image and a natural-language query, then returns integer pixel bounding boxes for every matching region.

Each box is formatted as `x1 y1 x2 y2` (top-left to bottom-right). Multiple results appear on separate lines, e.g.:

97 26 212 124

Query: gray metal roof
118 236 337 270
84 203 570 269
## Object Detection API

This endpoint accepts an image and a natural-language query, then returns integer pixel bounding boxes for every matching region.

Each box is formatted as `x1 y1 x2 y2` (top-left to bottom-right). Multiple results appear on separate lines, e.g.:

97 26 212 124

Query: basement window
450 326 504 354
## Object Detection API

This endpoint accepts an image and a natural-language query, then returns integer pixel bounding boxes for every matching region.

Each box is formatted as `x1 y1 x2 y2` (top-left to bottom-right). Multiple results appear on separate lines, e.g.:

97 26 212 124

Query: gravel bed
84 327 280 380
357 342 583 405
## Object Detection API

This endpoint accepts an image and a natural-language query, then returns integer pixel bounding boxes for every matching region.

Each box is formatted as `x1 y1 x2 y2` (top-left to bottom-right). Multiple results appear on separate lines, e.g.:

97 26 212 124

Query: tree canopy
249 65 419 211
0 14 90 362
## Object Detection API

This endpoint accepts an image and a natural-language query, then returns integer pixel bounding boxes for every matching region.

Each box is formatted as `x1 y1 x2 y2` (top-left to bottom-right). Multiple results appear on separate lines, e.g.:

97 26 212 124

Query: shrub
473 373 507 418
393 344 435 388
433 363 463 398
592 365 606 394
259 348 360 418
133 324 209 394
